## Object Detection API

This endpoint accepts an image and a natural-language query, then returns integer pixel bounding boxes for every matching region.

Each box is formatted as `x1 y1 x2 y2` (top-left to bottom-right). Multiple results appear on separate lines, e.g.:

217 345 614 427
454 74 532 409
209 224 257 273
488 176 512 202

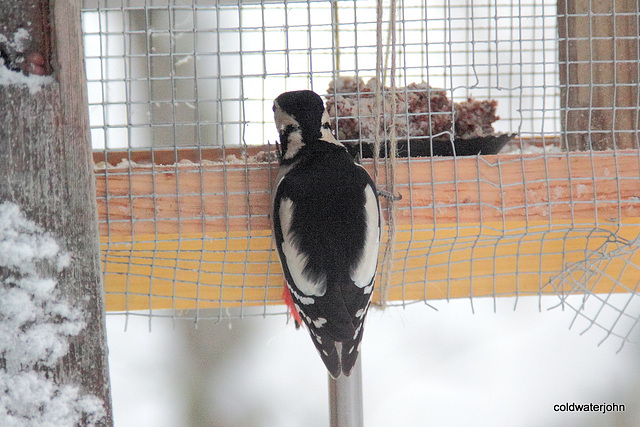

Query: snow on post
1 0 112 424
0 202 106 425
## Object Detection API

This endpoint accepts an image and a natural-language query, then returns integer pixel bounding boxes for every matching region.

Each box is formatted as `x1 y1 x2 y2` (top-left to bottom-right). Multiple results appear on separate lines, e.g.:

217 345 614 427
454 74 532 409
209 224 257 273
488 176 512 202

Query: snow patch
0 29 53 93
502 143 563 155
0 202 106 426
174 56 192 67
576 184 589 197
0 56 53 94
12 28 31 52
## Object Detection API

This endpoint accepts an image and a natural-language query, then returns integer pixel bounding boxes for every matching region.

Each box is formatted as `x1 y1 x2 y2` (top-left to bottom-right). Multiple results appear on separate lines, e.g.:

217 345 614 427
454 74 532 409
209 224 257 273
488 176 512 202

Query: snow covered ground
107 295 640 427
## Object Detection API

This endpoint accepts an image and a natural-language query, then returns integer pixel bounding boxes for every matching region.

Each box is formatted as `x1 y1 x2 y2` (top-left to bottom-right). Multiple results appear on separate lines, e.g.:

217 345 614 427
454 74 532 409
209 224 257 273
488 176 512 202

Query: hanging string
374 0 384 185
332 0 340 74
375 0 398 308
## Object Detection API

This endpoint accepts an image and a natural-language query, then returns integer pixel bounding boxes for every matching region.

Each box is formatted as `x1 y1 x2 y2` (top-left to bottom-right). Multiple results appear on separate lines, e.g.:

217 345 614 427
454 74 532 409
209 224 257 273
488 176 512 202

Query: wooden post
0 0 112 425
557 0 639 151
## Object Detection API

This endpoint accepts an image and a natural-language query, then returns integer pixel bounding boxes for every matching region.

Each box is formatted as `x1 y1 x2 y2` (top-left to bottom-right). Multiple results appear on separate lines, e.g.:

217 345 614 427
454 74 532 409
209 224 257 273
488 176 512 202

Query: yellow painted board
97 149 640 311
102 219 640 312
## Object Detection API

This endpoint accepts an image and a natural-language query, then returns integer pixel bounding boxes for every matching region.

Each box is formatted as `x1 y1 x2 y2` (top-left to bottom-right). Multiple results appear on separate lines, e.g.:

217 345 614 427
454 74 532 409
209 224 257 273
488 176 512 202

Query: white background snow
107 296 640 426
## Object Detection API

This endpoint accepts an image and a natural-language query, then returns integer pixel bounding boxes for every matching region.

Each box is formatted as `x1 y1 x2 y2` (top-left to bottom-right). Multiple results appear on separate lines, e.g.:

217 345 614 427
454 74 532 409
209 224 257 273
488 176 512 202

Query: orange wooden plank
96 150 640 236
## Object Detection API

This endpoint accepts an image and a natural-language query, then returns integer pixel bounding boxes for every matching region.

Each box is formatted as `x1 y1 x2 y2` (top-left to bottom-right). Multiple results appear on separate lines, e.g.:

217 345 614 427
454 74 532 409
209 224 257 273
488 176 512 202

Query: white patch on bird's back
312 317 327 328
353 324 362 340
272 163 298 216
288 284 315 305
355 308 365 319
350 184 380 287
294 303 312 325
279 198 327 297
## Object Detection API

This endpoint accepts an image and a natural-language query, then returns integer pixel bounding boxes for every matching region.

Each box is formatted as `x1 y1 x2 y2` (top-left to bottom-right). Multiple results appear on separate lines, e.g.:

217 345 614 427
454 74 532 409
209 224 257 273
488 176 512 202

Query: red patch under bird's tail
282 282 302 327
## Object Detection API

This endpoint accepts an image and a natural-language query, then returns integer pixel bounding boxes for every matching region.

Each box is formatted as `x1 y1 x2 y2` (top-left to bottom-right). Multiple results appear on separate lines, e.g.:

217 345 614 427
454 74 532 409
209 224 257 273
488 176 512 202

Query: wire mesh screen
84 0 640 347
82 0 560 150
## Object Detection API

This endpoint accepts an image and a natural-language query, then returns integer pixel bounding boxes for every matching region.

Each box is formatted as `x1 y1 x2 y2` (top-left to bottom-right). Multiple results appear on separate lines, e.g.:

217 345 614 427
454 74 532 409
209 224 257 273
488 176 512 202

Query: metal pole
328 356 363 427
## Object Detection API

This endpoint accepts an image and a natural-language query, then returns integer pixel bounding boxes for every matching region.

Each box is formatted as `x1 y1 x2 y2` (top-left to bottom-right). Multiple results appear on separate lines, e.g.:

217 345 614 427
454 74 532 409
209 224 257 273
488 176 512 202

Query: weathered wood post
557 0 639 151
0 0 112 425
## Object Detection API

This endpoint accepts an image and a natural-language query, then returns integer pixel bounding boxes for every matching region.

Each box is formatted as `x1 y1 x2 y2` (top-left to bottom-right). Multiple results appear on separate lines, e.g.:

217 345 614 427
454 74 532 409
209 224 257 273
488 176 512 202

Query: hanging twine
375 0 398 308
373 0 384 184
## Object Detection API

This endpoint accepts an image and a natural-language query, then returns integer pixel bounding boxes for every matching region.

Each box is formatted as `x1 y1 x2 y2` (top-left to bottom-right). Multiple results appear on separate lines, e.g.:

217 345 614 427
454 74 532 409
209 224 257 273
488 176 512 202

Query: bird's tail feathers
314 338 341 378
322 281 357 342
340 338 361 376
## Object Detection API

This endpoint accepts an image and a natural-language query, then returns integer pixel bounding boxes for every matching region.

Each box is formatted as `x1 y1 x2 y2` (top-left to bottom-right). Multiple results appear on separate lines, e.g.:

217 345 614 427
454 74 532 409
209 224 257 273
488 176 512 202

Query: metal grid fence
83 0 640 348
82 0 561 150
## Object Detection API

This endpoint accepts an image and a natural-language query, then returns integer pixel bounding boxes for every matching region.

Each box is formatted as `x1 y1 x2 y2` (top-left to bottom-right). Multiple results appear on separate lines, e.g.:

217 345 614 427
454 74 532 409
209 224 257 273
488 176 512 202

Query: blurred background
108 295 640 426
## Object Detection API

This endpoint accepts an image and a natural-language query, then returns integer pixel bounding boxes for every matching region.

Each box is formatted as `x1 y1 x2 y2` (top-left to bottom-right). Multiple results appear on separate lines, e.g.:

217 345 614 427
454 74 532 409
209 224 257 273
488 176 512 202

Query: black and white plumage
271 90 381 378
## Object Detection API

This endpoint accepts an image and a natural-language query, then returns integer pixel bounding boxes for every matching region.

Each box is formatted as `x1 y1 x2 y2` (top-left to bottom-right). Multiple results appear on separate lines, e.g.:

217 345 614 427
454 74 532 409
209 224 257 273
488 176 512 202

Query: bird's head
273 90 335 161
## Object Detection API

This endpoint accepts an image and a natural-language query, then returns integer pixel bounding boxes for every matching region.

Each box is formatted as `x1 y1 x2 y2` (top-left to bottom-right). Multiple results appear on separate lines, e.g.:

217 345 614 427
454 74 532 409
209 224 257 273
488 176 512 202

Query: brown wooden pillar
557 0 639 151
0 1 112 425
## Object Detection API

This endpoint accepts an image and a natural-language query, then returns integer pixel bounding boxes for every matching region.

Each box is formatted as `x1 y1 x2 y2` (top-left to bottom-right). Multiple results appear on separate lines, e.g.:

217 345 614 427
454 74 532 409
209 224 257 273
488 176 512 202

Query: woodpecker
271 90 381 378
